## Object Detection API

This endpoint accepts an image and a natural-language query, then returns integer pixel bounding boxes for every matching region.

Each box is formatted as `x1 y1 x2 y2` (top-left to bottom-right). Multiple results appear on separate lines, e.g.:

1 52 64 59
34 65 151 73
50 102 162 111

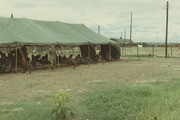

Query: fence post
137 45 139 55
171 46 172 57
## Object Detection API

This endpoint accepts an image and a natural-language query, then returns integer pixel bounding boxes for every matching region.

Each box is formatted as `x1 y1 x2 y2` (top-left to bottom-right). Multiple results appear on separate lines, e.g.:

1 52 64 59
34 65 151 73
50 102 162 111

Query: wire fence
121 46 180 58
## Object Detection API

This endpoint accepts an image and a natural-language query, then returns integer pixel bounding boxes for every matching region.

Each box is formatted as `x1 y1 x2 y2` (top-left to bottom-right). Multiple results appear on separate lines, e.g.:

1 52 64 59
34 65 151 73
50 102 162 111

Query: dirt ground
0 57 179 104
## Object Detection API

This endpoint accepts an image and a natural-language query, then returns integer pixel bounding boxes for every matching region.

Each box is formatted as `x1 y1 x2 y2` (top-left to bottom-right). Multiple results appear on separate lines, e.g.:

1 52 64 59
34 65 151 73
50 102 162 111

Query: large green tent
0 17 116 47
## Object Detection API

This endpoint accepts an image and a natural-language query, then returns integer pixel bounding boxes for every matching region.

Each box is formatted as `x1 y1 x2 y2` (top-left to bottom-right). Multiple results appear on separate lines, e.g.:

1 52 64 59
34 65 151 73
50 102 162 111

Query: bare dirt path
0 57 179 104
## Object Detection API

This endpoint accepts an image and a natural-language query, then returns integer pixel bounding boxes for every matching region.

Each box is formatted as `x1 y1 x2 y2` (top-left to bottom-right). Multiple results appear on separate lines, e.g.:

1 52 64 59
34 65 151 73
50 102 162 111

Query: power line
131 0 169 14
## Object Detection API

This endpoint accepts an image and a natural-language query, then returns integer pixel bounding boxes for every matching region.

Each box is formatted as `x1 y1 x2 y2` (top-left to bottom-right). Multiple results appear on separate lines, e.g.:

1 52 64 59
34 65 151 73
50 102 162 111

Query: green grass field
0 78 179 120
0 102 51 120
77 79 180 120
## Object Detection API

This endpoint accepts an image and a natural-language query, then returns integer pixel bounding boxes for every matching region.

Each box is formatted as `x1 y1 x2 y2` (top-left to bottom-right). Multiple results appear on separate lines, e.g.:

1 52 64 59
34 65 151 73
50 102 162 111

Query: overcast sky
0 0 179 43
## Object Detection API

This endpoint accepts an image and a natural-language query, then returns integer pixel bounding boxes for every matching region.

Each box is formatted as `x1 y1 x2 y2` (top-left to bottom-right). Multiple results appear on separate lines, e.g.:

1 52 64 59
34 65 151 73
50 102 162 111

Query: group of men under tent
48 44 121 70
0 44 121 73
0 17 121 73
0 47 31 73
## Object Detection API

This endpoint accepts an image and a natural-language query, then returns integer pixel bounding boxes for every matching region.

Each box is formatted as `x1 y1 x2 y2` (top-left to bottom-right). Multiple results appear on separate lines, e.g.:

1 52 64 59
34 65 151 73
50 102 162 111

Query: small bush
50 92 73 120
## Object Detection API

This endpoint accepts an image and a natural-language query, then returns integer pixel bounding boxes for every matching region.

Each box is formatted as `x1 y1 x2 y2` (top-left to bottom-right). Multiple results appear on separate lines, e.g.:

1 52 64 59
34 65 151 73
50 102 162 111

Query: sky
0 0 179 43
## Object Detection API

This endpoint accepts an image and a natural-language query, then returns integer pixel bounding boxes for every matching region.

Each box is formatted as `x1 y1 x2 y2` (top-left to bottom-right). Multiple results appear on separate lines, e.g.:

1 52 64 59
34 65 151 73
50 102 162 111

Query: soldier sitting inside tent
97 51 103 62
0 51 6 59
75 54 84 65
40 54 50 65
105 52 110 61
0 51 11 73
7 51 15 67
67 55 76 65
82 54 89 64
56 55 64 64
62 55 68 64
93 52 100 62
31 54 42 69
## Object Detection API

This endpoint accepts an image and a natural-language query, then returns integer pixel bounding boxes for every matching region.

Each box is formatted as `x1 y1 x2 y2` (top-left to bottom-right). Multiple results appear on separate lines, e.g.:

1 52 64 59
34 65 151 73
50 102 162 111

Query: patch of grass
77 80 180 120
0 102 51 120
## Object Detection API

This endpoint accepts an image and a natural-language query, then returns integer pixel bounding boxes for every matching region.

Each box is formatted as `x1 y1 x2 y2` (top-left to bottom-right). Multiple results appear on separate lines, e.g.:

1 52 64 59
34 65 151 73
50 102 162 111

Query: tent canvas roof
0 17 116 47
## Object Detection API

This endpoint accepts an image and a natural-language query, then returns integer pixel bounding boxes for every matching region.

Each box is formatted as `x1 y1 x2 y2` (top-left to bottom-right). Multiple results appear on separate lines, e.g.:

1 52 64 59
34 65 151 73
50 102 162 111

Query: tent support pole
58 54 59 68
57 51 59 68
15 46 18 72
109 45 111 62
17 44 31 74
88 45 90 68
88 45 90 58
40 46 43 63
112 44 121 57
55 51 56 67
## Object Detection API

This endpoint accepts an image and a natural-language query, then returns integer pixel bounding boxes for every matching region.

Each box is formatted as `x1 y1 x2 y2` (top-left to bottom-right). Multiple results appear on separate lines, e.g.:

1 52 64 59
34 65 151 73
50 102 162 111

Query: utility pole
124 29 126 44
130 12 133 47
165 1 169 58
98 25 100 34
